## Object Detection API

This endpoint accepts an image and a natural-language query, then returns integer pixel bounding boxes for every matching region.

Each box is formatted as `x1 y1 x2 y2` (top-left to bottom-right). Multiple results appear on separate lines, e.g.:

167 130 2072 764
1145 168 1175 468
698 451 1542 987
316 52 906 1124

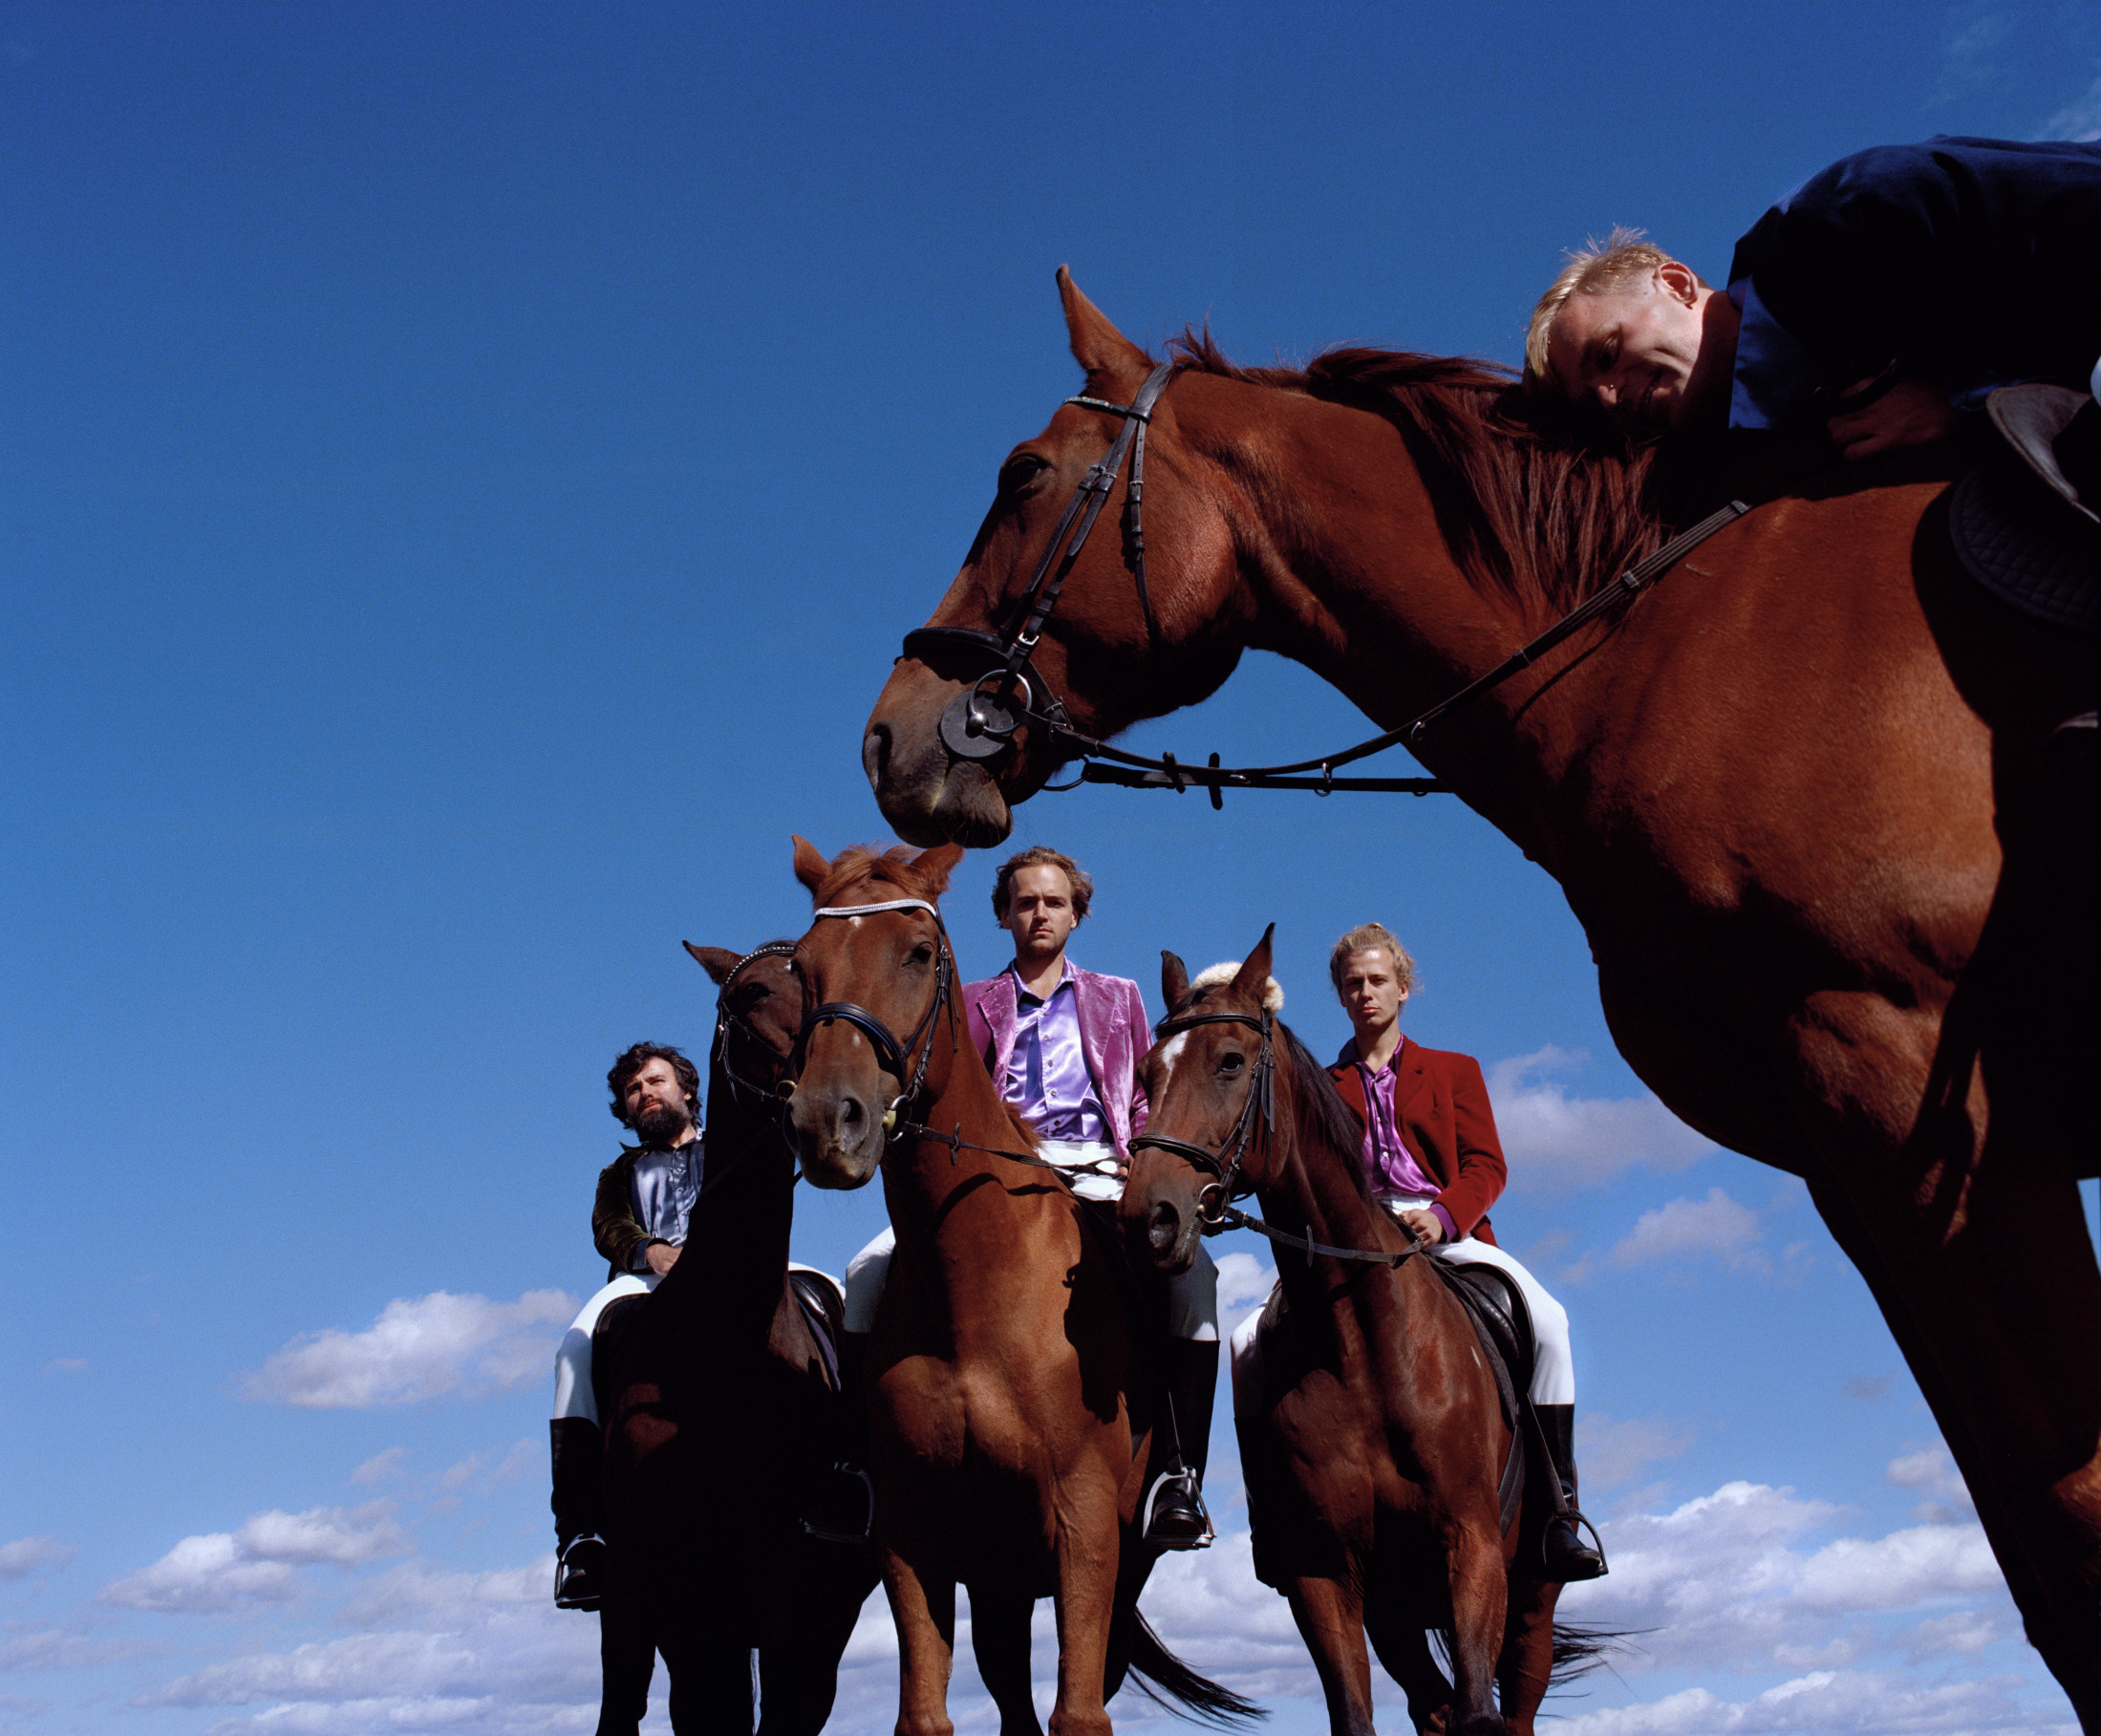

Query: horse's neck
1261 1081 1399 1303
1211 392 1580 857
881 1012 1054 1274
656 1077 795 1335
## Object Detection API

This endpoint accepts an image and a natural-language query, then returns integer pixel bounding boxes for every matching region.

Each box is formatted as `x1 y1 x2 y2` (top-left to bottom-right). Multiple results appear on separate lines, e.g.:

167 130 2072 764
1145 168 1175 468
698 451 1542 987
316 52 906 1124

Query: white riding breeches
843 1221 1220 1342
551 1273 659 1425
1229 1206 1574 1415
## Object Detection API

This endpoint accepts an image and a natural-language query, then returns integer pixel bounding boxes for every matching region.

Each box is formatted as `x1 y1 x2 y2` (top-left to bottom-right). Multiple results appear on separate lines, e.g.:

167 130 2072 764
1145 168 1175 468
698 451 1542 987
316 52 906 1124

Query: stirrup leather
1141 1467 1215 1551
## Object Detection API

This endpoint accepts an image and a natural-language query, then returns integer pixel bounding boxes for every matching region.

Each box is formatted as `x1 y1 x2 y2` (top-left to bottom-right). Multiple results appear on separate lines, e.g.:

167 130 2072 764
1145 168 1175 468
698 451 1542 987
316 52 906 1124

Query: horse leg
884 1550 958 1736
595 1593 655 1736
758 1541 880 1736
1492 1575 1557 1736
1364 1598 1450 1736
968 1584 1044 1736
1045 1511 1118 1736
663 1619 756 1736
1809 1172 2101 1725
1284 1574 1378 1736
1439 1522 1508 1736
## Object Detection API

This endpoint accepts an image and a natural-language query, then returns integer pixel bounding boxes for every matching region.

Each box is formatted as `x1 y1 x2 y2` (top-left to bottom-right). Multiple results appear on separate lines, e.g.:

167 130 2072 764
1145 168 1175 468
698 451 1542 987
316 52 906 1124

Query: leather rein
902 366 1747 802
712 939 801 1112
1131 1003 1430 1271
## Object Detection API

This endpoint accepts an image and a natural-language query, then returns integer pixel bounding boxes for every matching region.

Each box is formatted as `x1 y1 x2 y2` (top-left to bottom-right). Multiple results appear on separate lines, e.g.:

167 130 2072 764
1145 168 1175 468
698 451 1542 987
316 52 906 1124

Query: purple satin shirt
1002 964 1110 1143
1345 1042 1439 1199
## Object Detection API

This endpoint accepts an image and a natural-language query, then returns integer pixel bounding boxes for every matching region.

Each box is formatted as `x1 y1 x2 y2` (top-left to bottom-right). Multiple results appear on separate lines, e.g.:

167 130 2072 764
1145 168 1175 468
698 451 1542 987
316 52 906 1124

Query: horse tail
1549 1621 1632 1684
1121 1613 1266 1727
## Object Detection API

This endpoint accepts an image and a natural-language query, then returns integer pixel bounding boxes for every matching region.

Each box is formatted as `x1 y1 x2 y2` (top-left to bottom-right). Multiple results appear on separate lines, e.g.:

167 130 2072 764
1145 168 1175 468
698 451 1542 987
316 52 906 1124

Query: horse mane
1276 1021 1374 1203
1167 329 1664 611
808 844 950 910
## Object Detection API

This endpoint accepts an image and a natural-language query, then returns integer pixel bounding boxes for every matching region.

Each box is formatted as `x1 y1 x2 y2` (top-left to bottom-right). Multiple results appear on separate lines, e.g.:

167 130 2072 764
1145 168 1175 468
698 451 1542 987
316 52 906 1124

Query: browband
812 899 940 920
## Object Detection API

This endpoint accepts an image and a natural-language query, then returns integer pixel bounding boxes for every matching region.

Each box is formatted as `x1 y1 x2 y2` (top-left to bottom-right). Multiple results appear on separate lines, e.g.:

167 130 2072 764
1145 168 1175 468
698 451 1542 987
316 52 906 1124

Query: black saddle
1949 385 2099 635
787 1267 847 1392
1429 1260 1535 1534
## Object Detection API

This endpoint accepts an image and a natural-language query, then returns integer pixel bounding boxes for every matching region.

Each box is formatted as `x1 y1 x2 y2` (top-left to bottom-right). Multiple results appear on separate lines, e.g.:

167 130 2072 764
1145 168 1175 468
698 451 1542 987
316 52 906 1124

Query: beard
632 1102 693 1147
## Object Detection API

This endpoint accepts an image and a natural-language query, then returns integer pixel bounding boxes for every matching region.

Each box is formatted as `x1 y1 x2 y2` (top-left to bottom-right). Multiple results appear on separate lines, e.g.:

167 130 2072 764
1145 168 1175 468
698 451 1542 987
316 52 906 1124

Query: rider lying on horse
842 845 1222 1547
1525 136 2100 508
548 1042 706 1608
1230 923 1606 1581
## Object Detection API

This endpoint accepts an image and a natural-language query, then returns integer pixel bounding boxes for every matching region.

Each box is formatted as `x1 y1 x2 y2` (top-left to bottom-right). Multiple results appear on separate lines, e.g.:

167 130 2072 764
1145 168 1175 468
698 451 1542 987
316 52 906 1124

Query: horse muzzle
786 1080 886 1189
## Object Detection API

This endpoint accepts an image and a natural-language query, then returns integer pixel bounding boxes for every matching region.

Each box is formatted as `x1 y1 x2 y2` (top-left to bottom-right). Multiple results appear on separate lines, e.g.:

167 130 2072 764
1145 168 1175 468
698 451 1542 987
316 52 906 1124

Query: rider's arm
1430 1055 1509 1242
591 1156 659 1275
1124 978 1149 1143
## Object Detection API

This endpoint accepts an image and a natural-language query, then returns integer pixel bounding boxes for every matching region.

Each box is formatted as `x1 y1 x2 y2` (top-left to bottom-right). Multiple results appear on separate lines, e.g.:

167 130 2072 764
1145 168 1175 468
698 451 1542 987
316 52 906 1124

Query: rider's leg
1227 1301 1282 1583
1145 1244 1218 1548
1428 1234 1606 1581
811 1226 895 1544
549 1273 654 1608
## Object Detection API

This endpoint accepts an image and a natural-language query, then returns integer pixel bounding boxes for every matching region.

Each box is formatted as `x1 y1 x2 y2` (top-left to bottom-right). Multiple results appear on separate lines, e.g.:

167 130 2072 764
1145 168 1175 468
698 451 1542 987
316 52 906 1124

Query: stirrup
1542 1506 1608 1581
802 1463 874 1546
1141 1467 1214 1551
554 1533 606 1610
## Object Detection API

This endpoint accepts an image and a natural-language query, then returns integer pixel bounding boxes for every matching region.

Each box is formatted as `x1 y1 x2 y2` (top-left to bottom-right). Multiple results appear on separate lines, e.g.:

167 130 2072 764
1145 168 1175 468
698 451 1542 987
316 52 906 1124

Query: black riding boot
804 1331 874 1545
549 1417 607 1609
1234 1418 1283 1588
1533 1403 1607 1581
1142 1338 1217 1549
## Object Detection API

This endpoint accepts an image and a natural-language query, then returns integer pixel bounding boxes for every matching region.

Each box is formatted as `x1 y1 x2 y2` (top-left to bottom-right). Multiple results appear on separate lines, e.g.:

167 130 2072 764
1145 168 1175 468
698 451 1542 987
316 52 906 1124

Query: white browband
811 899 940 920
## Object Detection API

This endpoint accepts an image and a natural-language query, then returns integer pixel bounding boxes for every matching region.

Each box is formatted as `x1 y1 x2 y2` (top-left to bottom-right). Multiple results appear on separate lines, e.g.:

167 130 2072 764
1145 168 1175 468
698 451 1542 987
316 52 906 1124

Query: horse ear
685 942 742 985
1161 950 1190 1011
1231 926 1276 1004
911 843 965 897
792 835 830 895
1058 266 1149 386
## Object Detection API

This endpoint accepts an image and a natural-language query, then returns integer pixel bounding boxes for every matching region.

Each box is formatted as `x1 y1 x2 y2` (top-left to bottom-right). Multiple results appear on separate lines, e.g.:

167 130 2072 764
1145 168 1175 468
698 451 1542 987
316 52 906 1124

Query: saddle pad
787 1267 847 1393
1949 457 2099 634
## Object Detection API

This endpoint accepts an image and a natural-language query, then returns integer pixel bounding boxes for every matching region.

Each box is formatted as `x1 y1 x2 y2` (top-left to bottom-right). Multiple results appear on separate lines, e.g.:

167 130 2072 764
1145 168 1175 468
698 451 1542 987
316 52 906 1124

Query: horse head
686 939 804 1106
782 834 964 1189
1121 927 1284 1275
864 268 1247 847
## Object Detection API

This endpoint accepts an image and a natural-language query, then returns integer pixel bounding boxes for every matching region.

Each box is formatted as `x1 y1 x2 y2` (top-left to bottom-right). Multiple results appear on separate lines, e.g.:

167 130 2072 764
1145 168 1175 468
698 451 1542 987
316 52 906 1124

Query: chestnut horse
863 272 2099 1718
781 838 1257 1736
1124 933 1591 1736
593 941 877 1736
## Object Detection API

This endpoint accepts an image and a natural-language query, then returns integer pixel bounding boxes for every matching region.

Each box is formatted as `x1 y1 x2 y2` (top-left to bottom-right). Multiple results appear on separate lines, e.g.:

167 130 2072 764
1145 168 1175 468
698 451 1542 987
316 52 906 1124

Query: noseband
792 898 953 1138
903 362 1176 765
1127 1006 1275 1224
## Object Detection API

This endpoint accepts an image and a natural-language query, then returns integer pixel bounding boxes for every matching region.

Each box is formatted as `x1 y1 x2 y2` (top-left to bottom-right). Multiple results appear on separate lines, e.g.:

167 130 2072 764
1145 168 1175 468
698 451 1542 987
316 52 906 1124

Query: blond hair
1522 227 1683 386
1328 923 1417 999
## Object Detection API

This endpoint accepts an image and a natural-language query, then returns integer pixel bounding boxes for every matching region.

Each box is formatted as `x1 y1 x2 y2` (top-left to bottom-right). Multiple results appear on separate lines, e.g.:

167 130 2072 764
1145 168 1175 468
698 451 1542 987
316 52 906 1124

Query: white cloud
1580 1415 1693 1492
1212 1252 1276 1317
0 1536 75 1580
2038 71 2101 140
349 1447 408 1487
1551 1667 2063 1733
1887 1440 1976 1524
241 1291 576 1409
101 1505 410 1613
1485 1048 1713 1191
1609 1188 1765 1272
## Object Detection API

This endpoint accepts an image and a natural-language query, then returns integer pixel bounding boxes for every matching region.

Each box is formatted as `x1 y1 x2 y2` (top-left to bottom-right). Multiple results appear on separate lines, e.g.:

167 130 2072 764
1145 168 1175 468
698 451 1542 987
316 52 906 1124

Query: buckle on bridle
938 669 1030 761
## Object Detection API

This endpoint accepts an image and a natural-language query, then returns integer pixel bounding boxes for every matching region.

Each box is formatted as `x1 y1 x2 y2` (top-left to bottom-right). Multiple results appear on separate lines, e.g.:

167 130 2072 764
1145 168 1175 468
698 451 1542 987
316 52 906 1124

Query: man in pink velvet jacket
842 846 1220 1547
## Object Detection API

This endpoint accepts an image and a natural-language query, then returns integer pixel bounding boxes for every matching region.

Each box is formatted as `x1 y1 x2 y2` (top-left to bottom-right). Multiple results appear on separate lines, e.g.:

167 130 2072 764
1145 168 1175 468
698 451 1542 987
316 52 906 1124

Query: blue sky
4 4 2098 1732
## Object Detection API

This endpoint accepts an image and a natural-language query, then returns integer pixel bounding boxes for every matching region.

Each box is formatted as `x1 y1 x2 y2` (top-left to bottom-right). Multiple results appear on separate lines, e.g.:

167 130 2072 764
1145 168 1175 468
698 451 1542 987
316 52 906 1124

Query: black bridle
898 364 1748 803
790 898 954 1140
1130 999 1435 1271
1127 1007 1276 1225
710 940 800 1112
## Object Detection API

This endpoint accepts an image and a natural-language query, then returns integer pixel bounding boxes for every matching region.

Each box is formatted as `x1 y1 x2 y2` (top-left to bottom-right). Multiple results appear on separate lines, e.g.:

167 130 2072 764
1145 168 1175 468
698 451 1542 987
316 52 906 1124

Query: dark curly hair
607 1042 700 1126
991 846 1093 922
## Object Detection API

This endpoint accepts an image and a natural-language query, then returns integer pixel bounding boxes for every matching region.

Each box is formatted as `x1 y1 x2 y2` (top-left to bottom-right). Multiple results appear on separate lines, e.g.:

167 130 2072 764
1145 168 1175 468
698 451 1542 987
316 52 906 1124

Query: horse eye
999 456 1047 496
911 942 934 964
1219 1052 1244 1073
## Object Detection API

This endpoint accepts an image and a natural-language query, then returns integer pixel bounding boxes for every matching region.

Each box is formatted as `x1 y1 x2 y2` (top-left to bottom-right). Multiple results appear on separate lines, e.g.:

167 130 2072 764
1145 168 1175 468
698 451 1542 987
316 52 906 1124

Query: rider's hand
1397 1209 1445 1247
1828 376 1955 461
645 1242 681 1276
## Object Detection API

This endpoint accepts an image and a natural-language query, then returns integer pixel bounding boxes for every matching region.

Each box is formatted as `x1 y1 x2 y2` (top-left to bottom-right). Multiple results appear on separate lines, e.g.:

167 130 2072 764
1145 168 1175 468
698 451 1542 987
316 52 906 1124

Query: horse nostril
838 1096 864 1130
862 722 892 787
1147 1199 1180 1256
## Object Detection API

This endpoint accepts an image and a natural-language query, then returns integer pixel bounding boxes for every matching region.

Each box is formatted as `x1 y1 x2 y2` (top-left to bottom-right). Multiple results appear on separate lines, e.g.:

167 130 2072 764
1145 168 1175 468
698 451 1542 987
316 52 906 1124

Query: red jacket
1328 1038 1507 1246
